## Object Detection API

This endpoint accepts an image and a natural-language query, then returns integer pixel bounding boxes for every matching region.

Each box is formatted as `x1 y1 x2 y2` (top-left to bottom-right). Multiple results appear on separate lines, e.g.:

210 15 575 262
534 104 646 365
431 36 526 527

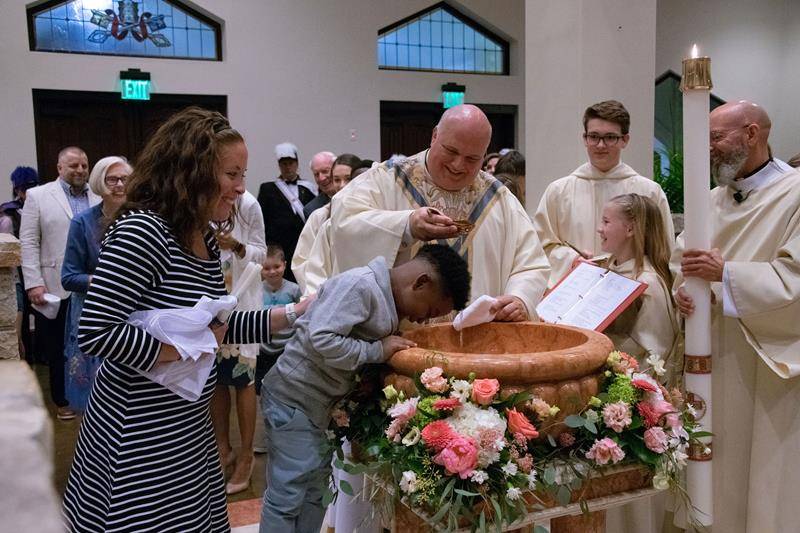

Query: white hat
32 293 61 320
275 142 299 161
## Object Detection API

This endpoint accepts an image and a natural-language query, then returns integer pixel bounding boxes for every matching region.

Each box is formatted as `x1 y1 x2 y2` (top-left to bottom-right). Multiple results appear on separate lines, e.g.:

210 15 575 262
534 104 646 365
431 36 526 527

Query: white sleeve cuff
401 216 416 247
721 263 740 318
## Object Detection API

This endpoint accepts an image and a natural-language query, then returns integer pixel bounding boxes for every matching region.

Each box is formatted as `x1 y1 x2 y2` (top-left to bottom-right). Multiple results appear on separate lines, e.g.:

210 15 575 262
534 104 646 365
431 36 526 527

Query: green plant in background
653 148 684 214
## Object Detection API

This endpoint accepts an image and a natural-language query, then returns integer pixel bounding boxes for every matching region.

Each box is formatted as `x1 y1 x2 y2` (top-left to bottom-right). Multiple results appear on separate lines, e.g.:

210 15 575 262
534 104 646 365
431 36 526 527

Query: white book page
559 271 642 330
535 262 607 323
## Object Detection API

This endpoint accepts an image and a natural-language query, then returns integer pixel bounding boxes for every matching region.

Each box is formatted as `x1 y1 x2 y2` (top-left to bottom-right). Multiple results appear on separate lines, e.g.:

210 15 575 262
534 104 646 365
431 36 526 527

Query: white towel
131 295 237 401
452 295 499 331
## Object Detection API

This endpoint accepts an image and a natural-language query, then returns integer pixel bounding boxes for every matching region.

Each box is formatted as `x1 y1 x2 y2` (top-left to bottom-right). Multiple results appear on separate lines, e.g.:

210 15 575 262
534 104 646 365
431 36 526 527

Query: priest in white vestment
534 100 674 286
329 104 550 320
673 101 800 533
320 105 550 532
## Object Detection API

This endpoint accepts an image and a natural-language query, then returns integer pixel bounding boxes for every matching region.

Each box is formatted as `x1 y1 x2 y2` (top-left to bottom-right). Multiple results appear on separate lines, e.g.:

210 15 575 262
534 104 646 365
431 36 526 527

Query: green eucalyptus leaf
544 466 556 485
584 420 597 434
455 488 480 497
565 414 585 428
322 487 336 508
556 485 572 506
547 434 557 447
339 479 354 496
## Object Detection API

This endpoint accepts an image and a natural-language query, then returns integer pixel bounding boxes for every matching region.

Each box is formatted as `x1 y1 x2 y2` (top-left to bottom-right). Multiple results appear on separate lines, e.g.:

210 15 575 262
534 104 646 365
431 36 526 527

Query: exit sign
441 82 466 109
121 79 151 100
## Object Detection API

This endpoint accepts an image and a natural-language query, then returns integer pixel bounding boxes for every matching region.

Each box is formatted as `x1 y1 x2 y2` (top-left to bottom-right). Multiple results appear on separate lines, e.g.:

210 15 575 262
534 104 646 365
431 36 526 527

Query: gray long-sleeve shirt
263 256 398 428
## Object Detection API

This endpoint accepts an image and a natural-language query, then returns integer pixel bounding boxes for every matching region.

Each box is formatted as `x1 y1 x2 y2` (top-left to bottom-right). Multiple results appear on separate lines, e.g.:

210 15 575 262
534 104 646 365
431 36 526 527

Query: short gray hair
308 151 336 169
88 156 131 196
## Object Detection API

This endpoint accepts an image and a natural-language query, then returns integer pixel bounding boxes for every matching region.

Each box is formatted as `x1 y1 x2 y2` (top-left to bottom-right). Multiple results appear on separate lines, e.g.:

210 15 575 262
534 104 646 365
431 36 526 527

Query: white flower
645 354 667 377
686 403 698 417
653 471 670 490
401 427 421 446
527 470 538 490
450 379 472 402
470 470 489 484
478 449 501 467
671 449 689 468
325 430 336 440
506 487 522 501
448 403 508 468
399 471 418 494
585 409 600 424
502 461 518 477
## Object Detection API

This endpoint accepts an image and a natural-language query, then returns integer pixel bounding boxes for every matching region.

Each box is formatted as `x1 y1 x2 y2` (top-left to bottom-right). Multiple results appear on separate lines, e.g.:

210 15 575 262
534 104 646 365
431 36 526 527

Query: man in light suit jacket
20 146 100 420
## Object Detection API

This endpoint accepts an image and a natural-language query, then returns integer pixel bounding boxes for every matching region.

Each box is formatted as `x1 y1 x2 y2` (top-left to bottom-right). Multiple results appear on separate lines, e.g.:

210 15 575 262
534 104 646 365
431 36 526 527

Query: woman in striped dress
63 108 307 532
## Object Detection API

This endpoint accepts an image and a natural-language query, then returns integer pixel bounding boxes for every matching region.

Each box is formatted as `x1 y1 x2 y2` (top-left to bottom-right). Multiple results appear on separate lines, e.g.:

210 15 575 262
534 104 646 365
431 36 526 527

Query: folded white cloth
130 295 238 401
452 295 498 331
32 293 61 319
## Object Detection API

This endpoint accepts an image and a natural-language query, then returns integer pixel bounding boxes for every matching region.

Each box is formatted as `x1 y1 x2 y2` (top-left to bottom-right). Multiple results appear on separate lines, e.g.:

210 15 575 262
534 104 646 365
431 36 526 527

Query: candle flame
691 44 699 58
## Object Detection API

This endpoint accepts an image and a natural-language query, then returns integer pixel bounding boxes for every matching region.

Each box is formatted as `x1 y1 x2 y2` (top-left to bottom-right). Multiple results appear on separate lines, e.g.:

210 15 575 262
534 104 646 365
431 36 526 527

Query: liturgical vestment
291 204 330 294
534 162 674 287
671 162 800 533
329 150 550 316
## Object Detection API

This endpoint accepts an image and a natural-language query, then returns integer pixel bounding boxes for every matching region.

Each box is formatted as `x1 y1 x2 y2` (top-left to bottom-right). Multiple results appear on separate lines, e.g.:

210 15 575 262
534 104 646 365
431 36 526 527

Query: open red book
535 258 647 332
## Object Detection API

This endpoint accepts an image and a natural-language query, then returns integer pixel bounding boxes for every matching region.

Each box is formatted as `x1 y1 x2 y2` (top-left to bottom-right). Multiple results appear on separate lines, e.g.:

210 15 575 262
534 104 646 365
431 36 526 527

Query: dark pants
34 299 69 407
255 348 281 395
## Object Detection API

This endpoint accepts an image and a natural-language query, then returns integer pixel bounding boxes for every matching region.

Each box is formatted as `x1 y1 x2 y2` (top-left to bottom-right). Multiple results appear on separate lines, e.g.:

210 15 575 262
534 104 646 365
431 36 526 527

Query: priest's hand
675 286 694 317
491 295 529 322
409 207 458 241
27 286 46 306
681 248 724 282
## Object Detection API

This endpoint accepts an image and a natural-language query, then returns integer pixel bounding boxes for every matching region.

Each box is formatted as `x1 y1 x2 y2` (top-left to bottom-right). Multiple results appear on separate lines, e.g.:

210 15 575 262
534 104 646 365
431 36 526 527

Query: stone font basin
385 322 614 432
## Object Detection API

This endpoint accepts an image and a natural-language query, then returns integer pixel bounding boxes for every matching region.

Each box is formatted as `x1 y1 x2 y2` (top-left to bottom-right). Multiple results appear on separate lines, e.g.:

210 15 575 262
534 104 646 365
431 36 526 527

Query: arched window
378 2 509 75
27 0 221 60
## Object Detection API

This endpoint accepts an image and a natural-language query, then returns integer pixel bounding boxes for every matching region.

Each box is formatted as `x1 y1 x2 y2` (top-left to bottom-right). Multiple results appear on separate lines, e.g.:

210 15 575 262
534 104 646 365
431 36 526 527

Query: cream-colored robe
604 258 679 533
291 204 330 294
329 150 550 315
671 168 800 533
534 162 674 287
605 257 681 382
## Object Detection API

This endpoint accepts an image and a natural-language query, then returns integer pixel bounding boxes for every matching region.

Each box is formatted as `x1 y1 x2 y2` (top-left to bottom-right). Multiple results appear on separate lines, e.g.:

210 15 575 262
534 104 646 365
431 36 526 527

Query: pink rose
434 435 479 479
471 378 500 405
420 367 449 393
602 402 632 433
433 397 462 411
507 408 540 440
644 427 669 453
421 420 458 451
637 399 675 428
585 437 625 465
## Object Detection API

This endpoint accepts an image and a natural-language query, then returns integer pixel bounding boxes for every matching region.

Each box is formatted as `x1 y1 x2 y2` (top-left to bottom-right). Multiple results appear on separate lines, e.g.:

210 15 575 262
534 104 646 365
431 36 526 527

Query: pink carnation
637 399 675 428
612 352 639 374
387 397 418 423
585 437 625 465
433 435 479 479
644 427 669 453
433 397 462 411
420 367 449 393
602 402 632 433
421 420 458 451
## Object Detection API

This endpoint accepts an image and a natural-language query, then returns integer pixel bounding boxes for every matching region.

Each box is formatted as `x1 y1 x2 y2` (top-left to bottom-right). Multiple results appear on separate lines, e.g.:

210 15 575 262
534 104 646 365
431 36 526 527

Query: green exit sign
121 79 151 100
441 82 466 109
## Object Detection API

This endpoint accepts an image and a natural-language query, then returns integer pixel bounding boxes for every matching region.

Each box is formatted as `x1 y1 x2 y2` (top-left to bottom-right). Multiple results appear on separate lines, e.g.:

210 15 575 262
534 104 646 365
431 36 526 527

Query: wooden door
380 101 516 162
32 89 226 181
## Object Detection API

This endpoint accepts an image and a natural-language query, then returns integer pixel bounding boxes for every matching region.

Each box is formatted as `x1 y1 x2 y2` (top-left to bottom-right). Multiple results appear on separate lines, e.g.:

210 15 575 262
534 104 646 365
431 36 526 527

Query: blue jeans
260 393 331 533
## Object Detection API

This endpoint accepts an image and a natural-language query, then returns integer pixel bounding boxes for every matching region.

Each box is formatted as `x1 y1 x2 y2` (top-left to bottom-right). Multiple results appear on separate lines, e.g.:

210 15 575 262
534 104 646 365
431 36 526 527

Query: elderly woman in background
63 108 310 532
61 156 131 412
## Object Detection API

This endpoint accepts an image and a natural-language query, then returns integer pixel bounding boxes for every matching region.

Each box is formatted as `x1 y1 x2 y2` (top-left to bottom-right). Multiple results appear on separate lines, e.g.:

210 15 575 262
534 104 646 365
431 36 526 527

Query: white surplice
291 204 330 294
534 162 674 287
671 162 800 533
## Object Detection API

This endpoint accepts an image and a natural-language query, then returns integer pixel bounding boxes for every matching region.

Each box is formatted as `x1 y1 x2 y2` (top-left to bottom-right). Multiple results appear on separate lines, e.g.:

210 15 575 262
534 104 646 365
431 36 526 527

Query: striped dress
63 211 270 532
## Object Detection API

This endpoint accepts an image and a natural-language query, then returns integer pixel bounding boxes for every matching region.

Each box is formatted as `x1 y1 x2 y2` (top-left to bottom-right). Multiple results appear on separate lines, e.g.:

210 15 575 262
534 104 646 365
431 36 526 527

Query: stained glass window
378 3 508 75
28 0 221 60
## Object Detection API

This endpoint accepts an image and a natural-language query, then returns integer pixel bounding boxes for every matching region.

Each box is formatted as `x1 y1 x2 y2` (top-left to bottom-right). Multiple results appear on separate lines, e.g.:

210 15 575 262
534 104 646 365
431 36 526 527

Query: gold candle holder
681 56 713 91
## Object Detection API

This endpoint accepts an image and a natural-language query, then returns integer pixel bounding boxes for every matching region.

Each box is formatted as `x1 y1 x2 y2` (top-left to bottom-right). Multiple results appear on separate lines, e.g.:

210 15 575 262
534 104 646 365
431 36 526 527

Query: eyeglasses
583 133 625 146
710 124 751 143
104 175 128 186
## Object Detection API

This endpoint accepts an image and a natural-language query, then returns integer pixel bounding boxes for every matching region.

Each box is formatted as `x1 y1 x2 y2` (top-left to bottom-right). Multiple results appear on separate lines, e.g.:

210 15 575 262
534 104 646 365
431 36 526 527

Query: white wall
525 0 657 209
656 0 800 161
0 0 525 194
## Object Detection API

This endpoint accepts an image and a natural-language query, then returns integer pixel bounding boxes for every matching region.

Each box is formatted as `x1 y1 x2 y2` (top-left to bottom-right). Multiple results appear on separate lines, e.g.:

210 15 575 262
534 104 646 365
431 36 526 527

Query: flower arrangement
326 351 704 532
